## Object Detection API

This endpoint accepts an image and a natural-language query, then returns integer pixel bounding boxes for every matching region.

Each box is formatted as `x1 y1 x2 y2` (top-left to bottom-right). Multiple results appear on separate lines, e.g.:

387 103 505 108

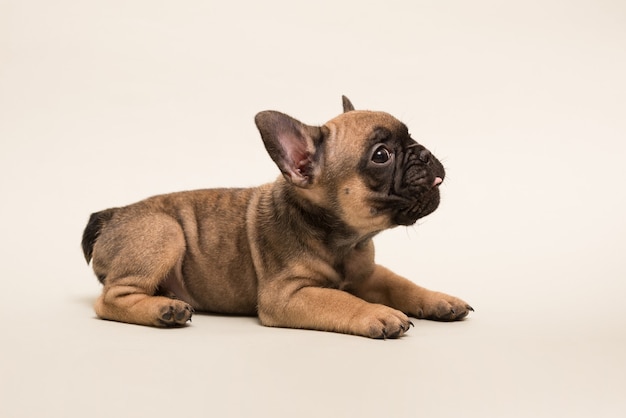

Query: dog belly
183 259 258 315
171 188 260 315
162 262 258 315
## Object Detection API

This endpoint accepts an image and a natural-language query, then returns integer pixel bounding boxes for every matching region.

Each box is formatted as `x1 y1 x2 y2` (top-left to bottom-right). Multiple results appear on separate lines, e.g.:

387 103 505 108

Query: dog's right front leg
258 285 411 339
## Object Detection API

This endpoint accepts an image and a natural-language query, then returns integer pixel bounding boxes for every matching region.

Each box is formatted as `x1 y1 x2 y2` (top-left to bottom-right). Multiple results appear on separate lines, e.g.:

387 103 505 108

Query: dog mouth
393 178 442 225
371 177 442 226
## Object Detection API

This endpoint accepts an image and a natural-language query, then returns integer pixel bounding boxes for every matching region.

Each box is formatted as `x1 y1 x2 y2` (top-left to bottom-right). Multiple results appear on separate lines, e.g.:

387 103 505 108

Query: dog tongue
433 177 443 187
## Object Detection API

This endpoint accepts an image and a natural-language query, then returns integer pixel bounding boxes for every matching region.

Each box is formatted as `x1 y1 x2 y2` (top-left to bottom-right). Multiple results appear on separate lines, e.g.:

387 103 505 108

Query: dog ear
342 95 355 112
255 111 324 188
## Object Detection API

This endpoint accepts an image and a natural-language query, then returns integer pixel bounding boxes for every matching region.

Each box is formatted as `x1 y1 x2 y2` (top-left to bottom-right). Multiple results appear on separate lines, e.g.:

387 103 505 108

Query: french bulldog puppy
82 96 472 338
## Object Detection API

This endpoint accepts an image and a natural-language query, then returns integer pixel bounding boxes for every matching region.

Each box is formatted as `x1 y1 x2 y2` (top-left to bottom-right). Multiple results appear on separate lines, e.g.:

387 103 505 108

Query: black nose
419 149 431 163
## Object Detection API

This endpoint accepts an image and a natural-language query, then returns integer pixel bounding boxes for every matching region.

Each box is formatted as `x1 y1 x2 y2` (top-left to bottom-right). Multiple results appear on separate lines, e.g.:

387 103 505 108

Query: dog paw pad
157 303 193 327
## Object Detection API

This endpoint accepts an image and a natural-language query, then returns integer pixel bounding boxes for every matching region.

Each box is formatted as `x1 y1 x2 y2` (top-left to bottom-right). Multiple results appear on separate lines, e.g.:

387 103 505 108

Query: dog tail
81 208 117 264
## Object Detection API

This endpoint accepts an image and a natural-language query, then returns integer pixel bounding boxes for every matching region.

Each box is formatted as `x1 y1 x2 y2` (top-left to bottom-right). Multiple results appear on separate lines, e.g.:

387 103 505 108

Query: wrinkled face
325 111 445 232
360 122 445 226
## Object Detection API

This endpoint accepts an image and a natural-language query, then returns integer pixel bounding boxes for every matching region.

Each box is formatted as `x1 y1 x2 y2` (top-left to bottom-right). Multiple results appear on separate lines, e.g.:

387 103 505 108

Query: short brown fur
82 97 472 338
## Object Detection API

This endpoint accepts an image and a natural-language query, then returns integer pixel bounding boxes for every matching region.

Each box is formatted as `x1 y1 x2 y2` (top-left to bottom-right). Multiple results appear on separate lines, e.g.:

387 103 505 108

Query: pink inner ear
279 132 310 176
295 157 310 175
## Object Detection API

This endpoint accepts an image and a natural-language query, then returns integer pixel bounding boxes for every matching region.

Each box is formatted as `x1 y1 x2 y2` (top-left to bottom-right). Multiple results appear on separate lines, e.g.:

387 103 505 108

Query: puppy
82 96 472 338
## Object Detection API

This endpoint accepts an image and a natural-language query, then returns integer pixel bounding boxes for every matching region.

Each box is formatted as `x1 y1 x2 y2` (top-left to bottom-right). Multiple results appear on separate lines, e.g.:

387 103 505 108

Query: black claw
409 321 415 328
467 305 475 312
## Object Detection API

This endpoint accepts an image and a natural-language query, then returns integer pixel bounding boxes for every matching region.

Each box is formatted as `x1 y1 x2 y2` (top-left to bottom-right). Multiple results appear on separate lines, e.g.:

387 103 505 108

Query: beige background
1 0 625 417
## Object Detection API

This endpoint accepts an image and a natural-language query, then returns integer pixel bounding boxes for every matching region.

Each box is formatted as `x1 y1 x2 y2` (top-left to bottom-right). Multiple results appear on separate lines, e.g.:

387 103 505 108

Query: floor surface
2 1 625 417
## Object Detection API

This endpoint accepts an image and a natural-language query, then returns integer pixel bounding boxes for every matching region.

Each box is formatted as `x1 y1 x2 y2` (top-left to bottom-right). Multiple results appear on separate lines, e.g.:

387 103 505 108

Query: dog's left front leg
351 265 473 321
258 283 412 339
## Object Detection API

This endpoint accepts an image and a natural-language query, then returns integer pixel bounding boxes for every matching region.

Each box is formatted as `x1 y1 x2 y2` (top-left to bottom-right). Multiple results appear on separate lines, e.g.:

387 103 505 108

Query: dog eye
371 146 392 164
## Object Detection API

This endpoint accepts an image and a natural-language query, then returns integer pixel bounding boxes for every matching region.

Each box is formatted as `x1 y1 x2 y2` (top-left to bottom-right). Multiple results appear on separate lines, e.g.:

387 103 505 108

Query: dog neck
273 178 366 252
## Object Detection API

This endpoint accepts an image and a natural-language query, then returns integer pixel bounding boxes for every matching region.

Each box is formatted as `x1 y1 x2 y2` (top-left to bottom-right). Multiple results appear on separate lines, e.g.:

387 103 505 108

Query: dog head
255 96 445 235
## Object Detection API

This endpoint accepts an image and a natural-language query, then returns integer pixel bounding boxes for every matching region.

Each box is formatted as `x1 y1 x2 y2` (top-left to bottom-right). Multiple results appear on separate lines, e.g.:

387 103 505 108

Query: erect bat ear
342 95 355 112
255 111 325 188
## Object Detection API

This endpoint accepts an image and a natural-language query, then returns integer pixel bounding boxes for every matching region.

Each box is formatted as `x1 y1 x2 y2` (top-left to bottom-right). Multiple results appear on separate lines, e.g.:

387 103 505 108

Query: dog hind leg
95 282 193 327
92 214 193 327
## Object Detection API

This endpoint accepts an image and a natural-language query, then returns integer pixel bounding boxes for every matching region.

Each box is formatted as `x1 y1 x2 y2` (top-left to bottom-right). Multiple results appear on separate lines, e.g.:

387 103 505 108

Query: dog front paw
417 292 473 322
356 305 412 339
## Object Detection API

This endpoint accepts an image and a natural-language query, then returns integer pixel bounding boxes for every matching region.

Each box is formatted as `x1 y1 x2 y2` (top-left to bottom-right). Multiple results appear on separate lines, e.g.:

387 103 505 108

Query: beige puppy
82 96 472 338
